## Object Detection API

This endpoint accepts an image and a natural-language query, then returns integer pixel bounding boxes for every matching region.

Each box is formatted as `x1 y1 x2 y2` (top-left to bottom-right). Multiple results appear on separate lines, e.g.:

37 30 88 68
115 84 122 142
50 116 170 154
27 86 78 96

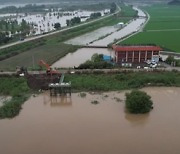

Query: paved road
0 5 121 50
1 65 180 76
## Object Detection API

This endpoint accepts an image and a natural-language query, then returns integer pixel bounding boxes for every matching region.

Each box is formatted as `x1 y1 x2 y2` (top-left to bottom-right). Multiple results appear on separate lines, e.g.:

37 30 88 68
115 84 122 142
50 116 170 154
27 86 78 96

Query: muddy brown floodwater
52 48 113 68
0 87 180 154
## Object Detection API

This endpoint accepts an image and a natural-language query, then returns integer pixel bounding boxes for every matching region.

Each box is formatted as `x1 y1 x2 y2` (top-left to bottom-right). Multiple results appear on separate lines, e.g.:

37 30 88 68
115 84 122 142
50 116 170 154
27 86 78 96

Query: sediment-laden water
52 48 113 68
0 87 180 154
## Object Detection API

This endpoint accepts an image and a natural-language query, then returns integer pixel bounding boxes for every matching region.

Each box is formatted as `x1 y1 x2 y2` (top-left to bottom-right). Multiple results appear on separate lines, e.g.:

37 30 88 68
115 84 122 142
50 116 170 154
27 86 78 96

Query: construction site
16 60 71 96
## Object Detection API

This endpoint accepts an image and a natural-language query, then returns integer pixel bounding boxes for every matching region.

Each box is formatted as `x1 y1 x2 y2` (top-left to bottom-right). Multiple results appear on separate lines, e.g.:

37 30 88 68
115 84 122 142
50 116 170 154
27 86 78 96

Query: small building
112 45 162 65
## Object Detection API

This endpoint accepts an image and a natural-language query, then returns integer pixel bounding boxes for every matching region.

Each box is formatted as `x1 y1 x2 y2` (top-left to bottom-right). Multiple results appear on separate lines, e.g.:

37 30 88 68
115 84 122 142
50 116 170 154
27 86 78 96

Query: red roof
113 45 162 52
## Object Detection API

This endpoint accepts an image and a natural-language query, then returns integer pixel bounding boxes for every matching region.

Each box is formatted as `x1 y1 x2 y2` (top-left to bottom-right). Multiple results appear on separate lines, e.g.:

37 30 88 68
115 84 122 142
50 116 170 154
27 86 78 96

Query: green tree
66 20 70 26
110 2 116 14
125 90 153 114
90 12 101 19
91 53 103 62
165 55 175 64
54 22 61 29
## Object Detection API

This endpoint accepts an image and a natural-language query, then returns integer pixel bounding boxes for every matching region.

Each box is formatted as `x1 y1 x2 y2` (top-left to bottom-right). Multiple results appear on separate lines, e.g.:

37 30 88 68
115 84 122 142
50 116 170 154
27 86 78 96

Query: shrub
125 90 153 114
79 92 86 98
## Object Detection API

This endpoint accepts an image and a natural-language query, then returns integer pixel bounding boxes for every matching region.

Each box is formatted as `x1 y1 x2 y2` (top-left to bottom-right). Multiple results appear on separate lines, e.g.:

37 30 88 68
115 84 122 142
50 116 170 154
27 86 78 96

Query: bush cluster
78 53 113 69
125 90 153 114
0 77 30 119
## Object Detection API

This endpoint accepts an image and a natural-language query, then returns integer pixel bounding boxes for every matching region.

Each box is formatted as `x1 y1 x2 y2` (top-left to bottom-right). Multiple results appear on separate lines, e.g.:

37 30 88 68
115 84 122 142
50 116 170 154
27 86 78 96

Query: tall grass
65 71 180 91
0 77 30 119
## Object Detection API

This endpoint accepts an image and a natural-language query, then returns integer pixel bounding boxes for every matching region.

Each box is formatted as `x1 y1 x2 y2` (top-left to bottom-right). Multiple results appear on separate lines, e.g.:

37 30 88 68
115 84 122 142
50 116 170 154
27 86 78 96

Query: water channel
0 87 180 154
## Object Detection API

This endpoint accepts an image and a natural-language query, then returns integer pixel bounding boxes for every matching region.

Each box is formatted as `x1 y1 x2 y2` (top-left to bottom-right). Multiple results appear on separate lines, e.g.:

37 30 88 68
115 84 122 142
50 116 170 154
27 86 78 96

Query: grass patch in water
91 100 99 105
79 92 86 98
0 77 30 119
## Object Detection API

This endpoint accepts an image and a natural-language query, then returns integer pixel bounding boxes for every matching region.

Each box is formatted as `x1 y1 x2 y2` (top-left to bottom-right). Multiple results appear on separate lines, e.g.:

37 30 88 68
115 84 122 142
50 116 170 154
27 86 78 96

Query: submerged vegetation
125 90 153 114
0 77 30 119
91 100 99 105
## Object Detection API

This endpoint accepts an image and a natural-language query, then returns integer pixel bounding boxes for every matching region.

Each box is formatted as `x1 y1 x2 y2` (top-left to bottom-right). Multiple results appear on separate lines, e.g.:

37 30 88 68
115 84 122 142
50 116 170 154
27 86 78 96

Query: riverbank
65 71 180 91
0 71 180 118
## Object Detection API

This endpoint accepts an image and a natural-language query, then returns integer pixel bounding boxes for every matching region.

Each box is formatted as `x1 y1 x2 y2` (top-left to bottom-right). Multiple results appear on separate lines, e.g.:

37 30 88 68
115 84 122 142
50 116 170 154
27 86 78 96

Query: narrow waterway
0 87 180 154
52 48 113 68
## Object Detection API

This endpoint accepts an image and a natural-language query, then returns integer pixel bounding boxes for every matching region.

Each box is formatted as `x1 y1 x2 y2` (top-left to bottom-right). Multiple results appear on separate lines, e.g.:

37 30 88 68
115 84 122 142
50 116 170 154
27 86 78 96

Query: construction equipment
39 60 60 76
26 60 61 90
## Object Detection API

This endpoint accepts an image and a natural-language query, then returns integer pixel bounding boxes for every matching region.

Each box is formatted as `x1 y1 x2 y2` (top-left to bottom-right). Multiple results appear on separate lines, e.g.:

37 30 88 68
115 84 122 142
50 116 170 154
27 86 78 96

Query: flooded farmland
65 26 118 46
52 48 113 68
0 7 109 35
0 87 180 154
66 7 147 47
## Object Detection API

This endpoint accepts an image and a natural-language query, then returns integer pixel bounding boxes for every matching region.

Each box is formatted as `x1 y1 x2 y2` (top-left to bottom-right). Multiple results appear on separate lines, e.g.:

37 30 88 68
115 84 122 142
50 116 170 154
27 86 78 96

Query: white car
150 64 157 68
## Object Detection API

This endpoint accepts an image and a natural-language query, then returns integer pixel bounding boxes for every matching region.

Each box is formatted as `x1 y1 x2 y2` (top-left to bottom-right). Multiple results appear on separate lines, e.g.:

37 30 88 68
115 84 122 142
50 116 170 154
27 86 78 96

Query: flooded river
0 87 180 154
52 48 113 68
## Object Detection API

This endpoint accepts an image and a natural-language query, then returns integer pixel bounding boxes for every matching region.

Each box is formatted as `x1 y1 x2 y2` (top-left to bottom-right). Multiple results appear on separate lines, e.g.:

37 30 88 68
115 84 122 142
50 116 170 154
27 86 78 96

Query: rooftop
113 45 162 52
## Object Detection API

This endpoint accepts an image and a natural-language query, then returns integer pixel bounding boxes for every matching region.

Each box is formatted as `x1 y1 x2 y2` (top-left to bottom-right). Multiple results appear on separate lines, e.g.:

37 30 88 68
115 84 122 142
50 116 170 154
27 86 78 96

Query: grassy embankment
0 4 136 71
65 71 180 91
120 5 180 53
0 77 30 119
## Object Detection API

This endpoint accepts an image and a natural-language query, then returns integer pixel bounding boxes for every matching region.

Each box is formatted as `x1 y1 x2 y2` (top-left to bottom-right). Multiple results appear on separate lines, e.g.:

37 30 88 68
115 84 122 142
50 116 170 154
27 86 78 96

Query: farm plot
121 5 180 53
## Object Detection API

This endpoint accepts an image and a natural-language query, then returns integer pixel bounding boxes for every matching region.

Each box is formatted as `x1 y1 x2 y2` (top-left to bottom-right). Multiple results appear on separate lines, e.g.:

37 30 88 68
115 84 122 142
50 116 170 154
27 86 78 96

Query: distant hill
168 0 180 5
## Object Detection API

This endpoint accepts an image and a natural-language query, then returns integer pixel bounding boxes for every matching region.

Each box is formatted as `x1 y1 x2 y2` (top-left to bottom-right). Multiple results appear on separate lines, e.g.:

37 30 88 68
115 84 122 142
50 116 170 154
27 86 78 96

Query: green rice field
121 5 180 52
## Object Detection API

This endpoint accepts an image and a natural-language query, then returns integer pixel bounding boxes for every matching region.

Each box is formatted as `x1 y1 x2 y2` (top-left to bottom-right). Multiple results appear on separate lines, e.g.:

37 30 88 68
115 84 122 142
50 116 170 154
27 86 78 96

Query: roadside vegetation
0 77 30 119
125 90 153 114
78 53 113 69
120 4 180 53
0 19 31 45
165 55 180 67
65 71 180 91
